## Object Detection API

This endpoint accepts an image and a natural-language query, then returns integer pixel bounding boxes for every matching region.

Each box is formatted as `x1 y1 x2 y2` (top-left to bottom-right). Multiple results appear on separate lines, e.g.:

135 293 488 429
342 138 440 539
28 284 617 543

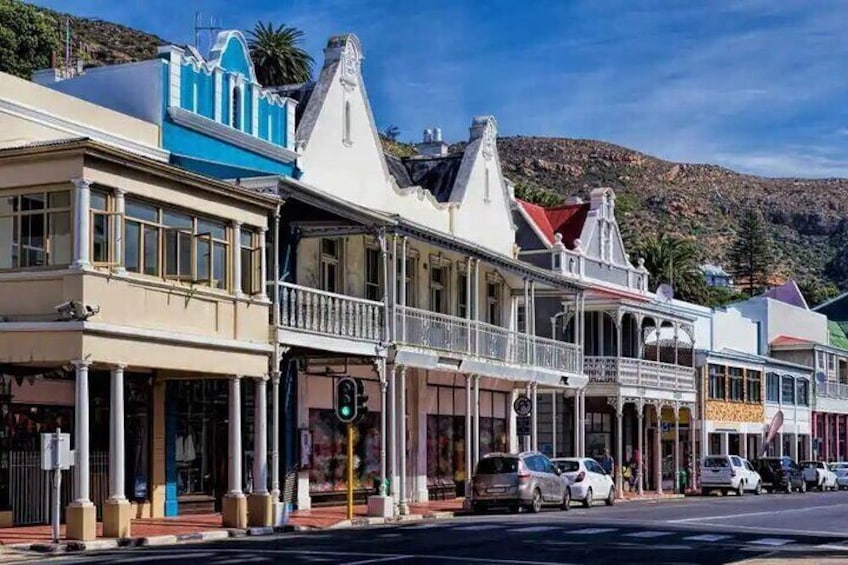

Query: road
24 492 848 564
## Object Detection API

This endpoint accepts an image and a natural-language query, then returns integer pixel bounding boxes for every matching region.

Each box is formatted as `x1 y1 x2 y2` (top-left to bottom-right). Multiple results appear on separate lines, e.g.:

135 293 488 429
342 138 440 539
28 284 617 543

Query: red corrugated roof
517 199 589 249
771 335 815 346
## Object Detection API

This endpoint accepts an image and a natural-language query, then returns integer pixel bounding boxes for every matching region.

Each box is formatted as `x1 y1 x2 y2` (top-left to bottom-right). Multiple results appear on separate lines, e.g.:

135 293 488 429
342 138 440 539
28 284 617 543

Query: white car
801 460 838 491
552 457 615 508
831 462 848 490
700 455 762 496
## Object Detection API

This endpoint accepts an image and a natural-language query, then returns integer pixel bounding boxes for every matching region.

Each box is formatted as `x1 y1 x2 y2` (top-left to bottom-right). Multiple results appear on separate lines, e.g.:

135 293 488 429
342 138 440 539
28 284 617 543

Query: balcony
584 356 695 392
394 305 582 375
275 282 384 355
818 381 848 400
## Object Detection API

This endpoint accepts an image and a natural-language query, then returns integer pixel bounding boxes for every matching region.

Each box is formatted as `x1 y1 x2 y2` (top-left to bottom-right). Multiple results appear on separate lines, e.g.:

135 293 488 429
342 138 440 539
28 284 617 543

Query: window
91 191 119 264
231 85 241 130
457 272 469 318
818 351 826 370
708 364 726 400
516 305 527 333
766 373 780 402
365 247 382 302
343 101 352 144
124 199 161 276
240 229 261 295
729 367 744 401
430 263 448 313
484 168 491 202
195 218 228 289
0 190 71 269
164 210 193 281
828 354 836 372
797 379 810 406
486 281 501 325
781 375 795 405
746 370 762 403
320 238 342 293
396 255 416 307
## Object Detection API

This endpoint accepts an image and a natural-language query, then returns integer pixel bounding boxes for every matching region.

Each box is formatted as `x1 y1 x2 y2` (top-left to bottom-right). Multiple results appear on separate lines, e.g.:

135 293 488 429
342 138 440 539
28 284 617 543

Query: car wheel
561 488 571 511
509 504 520 514
785 482 793 494
583 487 593 508
701 487 711 496
737 482 745 497
754 481 762 495
818 480 825 492
472 501 486 514
530 489 542 513
606 486 615 506
799 480 807 494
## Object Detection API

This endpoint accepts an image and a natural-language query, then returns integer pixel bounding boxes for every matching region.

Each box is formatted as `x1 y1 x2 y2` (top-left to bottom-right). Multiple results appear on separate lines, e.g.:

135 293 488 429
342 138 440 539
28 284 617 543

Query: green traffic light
340 406 351 417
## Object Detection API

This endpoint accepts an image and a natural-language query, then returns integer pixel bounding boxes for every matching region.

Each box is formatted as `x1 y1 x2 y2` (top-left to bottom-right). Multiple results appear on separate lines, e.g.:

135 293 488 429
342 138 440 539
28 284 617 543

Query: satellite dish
816 371 828 384
656 284 674 303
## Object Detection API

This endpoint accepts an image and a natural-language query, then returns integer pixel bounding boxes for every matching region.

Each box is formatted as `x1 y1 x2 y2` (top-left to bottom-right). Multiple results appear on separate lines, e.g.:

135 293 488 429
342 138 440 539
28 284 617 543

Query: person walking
600 448 615 477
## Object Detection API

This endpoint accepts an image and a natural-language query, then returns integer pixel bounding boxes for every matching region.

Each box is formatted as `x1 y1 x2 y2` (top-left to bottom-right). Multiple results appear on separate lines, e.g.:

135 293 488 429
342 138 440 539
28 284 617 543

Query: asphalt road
22 491 848 564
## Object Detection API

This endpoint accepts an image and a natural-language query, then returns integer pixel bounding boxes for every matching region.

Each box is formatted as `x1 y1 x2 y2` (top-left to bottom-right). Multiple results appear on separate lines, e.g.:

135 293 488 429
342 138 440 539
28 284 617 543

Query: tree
825 220 848 290
0 0 60 80
728 209 775 297
247 22 313 87
632 233 707 303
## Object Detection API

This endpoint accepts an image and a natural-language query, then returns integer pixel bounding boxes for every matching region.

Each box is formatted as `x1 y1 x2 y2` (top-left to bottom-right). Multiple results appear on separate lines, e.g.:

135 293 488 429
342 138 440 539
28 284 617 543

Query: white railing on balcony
277 282 383 342
818 381 848 400
395 305 582 374
584 356 695 391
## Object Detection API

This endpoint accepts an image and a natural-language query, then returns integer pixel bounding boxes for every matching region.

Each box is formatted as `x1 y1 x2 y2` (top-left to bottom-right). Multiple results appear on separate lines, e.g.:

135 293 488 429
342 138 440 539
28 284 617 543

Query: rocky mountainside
495 136 848 294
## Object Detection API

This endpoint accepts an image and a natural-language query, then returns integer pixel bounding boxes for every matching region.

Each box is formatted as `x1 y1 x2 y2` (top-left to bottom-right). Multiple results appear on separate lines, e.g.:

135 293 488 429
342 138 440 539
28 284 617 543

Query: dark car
755 456 806 493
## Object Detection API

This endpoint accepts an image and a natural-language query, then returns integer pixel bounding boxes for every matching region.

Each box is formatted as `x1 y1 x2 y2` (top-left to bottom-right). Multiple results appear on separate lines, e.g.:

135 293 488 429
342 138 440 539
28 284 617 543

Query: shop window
0 190 71 269
766 372 781 403
728 367 744 402
797 379 810 406
708 364 726 400
746 370 762 403
320 238 342 293
308 408 379 494
365 247 382 301
782 375 795 404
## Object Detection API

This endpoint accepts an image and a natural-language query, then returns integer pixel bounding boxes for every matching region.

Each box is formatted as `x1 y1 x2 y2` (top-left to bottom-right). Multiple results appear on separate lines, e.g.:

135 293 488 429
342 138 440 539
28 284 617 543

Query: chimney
416 126 448 157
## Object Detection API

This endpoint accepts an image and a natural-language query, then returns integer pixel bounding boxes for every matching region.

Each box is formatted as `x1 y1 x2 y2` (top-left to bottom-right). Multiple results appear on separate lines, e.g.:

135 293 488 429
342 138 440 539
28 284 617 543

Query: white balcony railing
277 282 383 342
395 305 582 374
584 356 695 392
818 381 848 400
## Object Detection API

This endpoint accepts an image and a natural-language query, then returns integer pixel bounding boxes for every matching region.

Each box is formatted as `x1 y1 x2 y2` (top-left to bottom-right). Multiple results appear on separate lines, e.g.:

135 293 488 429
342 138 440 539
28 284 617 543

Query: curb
12 528 245 554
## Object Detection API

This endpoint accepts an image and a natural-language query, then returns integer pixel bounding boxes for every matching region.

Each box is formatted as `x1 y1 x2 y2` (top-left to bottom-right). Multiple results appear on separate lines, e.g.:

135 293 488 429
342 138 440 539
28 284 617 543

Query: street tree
728 208 775 297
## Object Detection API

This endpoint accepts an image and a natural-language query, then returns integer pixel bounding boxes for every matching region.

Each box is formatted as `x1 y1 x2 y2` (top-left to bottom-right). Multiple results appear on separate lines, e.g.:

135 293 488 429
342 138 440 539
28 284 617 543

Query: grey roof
386 154 463 203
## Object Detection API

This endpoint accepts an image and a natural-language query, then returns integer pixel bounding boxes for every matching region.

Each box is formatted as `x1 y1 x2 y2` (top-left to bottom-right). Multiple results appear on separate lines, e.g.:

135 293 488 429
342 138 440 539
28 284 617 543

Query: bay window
0 190 71 269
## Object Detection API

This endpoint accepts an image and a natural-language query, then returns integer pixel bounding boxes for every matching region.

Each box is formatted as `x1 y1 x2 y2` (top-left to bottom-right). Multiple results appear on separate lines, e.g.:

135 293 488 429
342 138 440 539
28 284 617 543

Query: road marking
276 550 576 565
376 533 403 538
509 526 561 533
565 528 618 535
667 503 848 523
404 523 446 529
453 524 503 531
623 530 673 538
342 557 410 565
684 534 733 542
749 538 795 546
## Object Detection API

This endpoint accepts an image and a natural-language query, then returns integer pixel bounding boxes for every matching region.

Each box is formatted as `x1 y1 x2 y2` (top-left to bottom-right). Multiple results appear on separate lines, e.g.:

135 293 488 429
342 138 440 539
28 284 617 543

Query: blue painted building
35 30 299 179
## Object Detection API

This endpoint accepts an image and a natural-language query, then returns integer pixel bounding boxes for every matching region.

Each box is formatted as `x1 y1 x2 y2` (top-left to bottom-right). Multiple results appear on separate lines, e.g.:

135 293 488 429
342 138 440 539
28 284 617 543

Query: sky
29 0 848 178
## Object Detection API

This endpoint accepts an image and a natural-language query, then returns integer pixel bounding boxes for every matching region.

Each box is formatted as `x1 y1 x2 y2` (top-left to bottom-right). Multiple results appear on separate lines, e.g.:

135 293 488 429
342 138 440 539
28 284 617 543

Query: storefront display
308 408 380 493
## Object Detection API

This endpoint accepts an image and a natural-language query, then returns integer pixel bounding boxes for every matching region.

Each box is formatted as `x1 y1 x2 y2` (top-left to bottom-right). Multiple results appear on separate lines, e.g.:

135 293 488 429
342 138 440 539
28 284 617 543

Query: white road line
453 524 504 531
749 538 795 546
509 526 561 533
342 557 411 565
623 530 674 538
277 550 576 565
684 534 733 542
404 523 447 529
667 503 848 523
565 528 618 535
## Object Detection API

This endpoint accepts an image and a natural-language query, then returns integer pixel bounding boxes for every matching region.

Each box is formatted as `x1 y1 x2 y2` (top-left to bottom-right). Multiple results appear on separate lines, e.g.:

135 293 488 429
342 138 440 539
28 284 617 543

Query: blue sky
30 0 848 178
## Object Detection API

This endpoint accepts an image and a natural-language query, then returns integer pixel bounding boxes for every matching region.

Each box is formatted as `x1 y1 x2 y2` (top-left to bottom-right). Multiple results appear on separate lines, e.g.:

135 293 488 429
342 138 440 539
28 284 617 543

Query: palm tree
633 233 707 303
247 22 314 87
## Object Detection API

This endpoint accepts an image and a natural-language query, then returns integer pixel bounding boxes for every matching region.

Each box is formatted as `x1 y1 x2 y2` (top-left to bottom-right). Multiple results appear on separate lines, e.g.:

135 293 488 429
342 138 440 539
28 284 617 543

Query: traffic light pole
347 422 354 521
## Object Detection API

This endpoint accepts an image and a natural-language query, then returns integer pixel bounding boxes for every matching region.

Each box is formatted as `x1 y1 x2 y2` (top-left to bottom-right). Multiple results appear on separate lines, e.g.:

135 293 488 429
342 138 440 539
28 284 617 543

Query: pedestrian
630 449 642 491
600 448 614 477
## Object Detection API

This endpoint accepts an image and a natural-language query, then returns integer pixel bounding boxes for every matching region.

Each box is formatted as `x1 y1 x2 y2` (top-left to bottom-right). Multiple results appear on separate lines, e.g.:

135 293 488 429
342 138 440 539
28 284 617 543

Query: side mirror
554 467 562 476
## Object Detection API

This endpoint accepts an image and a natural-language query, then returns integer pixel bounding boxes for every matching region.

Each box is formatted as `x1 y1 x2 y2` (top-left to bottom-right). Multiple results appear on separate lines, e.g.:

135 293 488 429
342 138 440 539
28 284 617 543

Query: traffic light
355 378 369 423
336 377 357 423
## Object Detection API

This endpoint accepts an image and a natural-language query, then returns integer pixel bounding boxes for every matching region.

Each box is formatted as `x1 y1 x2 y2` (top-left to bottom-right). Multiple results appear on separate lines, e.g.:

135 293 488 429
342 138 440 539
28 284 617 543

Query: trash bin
373 477 390 495
678 468 688 493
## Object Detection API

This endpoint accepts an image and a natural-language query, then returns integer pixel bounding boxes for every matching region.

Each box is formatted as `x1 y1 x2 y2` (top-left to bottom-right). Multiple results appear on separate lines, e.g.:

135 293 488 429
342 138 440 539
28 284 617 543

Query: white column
526 382 534 452
73 360 92 503
465 375 473 496
72 179 91 269
399 366 409 515
253 377 268 494
721 432 729 455
616 402 624 497
113 188 126 272
551 391 557 458
109 364 126 500
637 402 644 495
270 370 281 501
778 432 784 457
228 376 243 495
674 405 680 494
378 360 388 496
740 432 748 460
573 391 580 457
579 390 586 457
655 406 663 495
232 221 243 295
473 375 480 465
259 227 268 299
389 366 398 508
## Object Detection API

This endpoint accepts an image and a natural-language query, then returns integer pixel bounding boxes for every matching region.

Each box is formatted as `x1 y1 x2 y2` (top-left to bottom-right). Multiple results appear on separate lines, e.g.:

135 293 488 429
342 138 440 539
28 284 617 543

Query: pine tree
728 209 775 296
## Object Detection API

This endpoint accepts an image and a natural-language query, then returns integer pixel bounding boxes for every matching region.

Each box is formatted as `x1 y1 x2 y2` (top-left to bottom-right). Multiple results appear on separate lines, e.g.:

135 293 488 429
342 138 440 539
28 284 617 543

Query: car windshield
703 457 729 468
475 457 519 475
760 459 784 469
553 460 580 472
801 461 818 469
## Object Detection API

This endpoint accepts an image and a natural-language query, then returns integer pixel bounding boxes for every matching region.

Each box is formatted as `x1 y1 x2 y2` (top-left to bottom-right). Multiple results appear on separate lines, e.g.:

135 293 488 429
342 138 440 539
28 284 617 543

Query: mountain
494 136 848 300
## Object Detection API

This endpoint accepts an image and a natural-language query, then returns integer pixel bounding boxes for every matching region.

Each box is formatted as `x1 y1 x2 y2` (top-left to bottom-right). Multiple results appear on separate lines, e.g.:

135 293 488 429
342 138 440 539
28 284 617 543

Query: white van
700 455 762 496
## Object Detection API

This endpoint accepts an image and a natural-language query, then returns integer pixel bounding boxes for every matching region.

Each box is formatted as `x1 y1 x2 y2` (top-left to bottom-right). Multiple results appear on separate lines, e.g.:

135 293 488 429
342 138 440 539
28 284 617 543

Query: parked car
831 462 848 490
471 452 568 513
552 457 615 507
700 455 762 496
800 460 838 491
755 457 806 493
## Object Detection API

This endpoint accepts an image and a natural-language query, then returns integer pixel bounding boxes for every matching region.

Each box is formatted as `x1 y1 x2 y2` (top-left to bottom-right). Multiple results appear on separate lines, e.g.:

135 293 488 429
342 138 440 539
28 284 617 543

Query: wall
731 297 828 354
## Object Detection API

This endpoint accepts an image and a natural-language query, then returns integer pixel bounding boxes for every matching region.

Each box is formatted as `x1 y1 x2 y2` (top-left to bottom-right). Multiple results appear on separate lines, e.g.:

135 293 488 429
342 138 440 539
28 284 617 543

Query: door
586 460 608 497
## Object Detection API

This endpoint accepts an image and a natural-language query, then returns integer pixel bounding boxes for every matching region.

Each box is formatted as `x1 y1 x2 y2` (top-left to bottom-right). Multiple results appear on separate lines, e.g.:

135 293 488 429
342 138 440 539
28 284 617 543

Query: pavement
6 490 848 564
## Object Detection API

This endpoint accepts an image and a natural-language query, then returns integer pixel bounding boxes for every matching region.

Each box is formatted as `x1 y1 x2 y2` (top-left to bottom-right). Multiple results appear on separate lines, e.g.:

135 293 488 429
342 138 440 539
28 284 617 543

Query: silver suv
471 451 569 513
